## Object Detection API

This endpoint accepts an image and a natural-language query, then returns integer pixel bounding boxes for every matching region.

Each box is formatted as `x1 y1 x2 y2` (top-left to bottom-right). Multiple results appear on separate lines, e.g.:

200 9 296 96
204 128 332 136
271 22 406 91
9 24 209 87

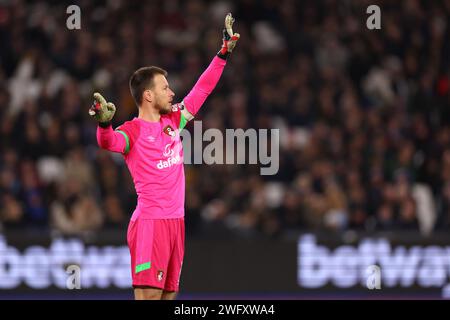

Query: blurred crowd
0 0 449 238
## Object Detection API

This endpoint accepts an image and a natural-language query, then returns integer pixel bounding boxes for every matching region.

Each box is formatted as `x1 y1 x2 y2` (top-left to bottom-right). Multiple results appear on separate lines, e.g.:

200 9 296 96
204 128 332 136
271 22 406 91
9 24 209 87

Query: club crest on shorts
163 125 176 137
157 270 164 281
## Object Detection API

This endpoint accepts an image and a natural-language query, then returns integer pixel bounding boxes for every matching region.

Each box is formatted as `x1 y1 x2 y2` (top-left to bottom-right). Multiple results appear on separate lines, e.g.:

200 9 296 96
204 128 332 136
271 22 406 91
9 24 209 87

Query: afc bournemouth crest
163 125 176 137
157 270 164 282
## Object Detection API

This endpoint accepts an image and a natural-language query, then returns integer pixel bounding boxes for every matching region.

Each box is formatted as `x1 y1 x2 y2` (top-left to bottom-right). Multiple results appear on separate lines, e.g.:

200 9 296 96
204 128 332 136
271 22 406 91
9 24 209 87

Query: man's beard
156 101 171 115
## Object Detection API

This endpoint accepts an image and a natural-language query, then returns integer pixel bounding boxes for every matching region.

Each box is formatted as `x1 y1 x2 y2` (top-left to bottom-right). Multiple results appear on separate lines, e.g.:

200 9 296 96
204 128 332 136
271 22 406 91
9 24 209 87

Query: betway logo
297 234 450 297
0 236 130 289
157 154 181 169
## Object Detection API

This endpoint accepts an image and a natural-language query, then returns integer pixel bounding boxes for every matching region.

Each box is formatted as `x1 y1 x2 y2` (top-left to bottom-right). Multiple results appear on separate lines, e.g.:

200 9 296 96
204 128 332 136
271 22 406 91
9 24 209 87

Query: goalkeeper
89 14 239 300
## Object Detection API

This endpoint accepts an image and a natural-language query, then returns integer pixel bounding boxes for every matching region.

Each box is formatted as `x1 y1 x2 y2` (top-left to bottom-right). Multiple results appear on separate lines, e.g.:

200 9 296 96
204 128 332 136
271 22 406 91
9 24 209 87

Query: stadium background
0 0 449 299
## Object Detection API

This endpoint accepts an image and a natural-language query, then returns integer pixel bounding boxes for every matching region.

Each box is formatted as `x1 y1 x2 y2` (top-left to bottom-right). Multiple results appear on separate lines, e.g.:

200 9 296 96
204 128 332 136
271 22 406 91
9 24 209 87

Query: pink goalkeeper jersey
97 56 226 219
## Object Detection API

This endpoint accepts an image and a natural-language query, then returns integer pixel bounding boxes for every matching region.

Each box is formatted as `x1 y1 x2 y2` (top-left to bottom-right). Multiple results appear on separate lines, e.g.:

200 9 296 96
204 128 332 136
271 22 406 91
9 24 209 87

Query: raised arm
182 13 240 117
182 56 227 116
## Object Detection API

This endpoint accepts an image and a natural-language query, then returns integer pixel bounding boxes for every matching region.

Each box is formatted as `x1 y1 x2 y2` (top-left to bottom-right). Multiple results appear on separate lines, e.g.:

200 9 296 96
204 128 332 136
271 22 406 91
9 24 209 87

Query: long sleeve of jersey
96 125 127 153
182 56 227 116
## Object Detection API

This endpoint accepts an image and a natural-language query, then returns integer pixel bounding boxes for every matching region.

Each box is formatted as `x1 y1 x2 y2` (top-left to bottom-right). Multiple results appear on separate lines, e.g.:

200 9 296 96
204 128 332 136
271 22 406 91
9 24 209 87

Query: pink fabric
183 56 226 115
127 217 185 290
121 111 184 220
97 125 127 153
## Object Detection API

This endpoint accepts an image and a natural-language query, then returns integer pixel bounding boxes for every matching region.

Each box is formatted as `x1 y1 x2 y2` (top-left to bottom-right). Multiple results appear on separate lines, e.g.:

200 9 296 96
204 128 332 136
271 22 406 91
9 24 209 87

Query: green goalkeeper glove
217 13 240 60
89 92 116 127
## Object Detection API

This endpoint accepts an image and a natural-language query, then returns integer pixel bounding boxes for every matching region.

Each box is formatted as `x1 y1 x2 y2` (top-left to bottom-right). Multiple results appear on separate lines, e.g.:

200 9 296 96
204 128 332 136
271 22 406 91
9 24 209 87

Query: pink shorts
127 217 185 291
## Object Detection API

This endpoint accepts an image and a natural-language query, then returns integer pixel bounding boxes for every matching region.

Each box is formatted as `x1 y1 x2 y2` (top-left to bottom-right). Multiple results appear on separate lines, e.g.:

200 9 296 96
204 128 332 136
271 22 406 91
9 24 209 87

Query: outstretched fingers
225 13 235 38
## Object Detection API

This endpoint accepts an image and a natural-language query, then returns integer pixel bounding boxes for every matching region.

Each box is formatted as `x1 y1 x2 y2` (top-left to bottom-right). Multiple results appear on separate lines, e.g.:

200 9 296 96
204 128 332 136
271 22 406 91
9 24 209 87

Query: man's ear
143 89 153 103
